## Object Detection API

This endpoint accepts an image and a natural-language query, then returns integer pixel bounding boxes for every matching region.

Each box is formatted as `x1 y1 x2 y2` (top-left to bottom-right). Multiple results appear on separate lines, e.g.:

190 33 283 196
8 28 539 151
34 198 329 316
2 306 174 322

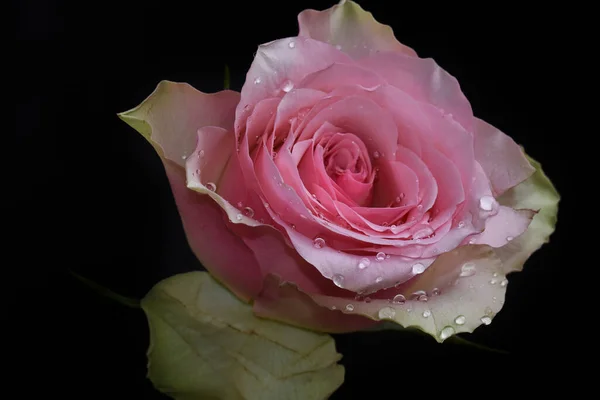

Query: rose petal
472 206 535 248
297 0 417 59
308 245 508 342
254 275 379 333
495 155 560 273
357 52 474 131
473 118 535 196
236 36 352 130
118 80 239 167
164 161 263 301
118 81 263 301
298 62 385 92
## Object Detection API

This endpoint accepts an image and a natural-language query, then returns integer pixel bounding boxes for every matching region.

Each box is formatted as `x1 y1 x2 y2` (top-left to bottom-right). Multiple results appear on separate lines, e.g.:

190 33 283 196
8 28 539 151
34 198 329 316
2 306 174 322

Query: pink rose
119 0 559 341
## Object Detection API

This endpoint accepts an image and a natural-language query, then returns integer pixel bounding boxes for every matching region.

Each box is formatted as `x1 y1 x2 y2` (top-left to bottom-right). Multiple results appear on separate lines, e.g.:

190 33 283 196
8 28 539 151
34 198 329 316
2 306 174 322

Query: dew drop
500 279 508 287
281 80 294 93
454 315 466 325
506 236 514 242
458 221 465 228
237 201 244 208
431 288 441 296
243 207 255 218
392 294 406 305
489 279 497 285
417 204 423 210
375 252 386 261
479 195 495 211
335 44 342 50
236 214 243 221
345 304 354 312
375 276 383 284
418 294 428 302
480 316 492 325
332 274 345 288
484 307 494 316
373 150 381 159
358 258 370 270
199 149 205 158
411 290 426 300
313 237 325 249
422 310 431 318
263 202 270 208
205 182 217 192
412 263 425 274
439 326 455 340
468 238 477 244
253 77 261 84
288 40 296 49
459 262 476 277
181 154 187 160
378 306 396 320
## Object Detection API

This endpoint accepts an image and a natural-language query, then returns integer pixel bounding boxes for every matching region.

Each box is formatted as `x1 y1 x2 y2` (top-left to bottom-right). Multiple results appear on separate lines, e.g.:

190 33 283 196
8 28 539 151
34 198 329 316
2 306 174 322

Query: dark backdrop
15 0 571 397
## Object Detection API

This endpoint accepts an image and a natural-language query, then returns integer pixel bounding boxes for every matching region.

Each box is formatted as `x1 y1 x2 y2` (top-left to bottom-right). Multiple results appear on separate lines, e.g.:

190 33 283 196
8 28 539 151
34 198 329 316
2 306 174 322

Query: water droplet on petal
364 297 372 303
500 279 508 287
376 252 386 261
243 207 254 218
253 77 261 84
288 40 296 49
458 221 465 228
332 274 345 288
263 202 270 208
506 236 514 241
480 316 492 325
237 201 244 208
358 258 370 270
454 315 466 325
479 195 495 211
418 294 428 302
412 263 425 274
468 238 477 244
422 310 431 318
313 237 325 249
484 307 494 316
378 307 396 320
439 326 455 340
345 303 354 312
281 80 294 93
335 44 342 50
205 182 216 192
431 288 441 296
392 294 406 305
181 154 187 160
411 290 426 300
199 149 205 158
375 276 383 283
489 279 497 285
236 214 243 221
459 262 476 277
373 150 380 159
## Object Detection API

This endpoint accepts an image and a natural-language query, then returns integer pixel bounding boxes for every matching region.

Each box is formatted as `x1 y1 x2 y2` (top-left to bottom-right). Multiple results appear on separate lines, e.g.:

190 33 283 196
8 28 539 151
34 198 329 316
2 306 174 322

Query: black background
15 0 573 397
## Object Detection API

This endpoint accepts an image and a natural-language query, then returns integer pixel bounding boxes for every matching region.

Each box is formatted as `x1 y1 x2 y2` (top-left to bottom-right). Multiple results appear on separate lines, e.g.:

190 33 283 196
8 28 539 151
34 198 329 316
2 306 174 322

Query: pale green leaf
141 272 344 400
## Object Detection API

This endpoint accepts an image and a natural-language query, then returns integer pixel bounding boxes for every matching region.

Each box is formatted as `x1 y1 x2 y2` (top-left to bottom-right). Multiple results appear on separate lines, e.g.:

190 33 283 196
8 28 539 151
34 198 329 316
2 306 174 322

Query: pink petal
297 0 417 59
298 63 385 92
307 245 509 342
357 52 474 131
299 95 399 162
163 161 263 301
235 36 352 130
254 275 379 333
473 206 535 248
118 81 240 167
473 117 535 196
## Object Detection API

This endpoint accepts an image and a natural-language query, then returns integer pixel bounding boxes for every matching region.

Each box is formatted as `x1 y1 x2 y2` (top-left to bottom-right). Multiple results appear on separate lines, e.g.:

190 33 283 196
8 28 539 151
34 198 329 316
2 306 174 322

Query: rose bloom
120 1 559 341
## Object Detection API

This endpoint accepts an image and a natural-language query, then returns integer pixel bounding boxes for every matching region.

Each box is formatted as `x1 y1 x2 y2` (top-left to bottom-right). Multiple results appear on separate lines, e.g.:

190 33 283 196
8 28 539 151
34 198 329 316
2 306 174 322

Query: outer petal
254 275 379 333
298 0 417 59
307 246 508 342
142 271 345 400
495 155 560 273
118 80 240 167
473 118 536 196
357 53 474 131
119 81 264 301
